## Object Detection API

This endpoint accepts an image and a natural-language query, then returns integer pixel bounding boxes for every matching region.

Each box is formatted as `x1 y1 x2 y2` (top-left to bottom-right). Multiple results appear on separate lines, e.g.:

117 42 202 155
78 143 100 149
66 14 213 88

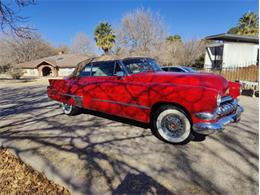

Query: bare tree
70 32 96 55
0 32 57 67
157 40 185 66
181 39 206 66
157 38 205 66
0 0 35 38
116 8 167 56
55 44 70 54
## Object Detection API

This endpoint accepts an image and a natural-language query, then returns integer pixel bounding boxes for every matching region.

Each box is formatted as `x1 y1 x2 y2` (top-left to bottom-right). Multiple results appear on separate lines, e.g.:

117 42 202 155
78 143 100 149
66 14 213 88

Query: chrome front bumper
193 105 244 135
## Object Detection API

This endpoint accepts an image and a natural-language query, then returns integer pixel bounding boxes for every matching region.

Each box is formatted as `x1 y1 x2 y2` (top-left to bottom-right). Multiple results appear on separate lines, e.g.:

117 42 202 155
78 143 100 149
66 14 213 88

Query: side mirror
116 71 124 77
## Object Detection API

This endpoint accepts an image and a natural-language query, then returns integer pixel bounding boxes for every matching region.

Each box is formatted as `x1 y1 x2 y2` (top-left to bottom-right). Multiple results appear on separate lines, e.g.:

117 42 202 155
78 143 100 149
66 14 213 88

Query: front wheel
152 105 192 144
61 103 80 115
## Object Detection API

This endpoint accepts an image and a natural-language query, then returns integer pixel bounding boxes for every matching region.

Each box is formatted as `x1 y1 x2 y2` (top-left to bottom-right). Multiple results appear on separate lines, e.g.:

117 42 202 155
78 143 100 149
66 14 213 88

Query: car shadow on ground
80 109 206 143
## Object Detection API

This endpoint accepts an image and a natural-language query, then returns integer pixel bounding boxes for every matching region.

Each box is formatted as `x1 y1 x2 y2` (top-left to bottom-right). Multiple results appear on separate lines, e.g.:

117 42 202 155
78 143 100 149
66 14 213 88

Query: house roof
205 33 259 44
18 54 90 68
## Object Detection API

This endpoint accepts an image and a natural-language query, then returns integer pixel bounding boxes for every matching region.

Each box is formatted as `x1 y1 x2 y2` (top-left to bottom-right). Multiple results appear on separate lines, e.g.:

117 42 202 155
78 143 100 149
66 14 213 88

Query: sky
9 0 259 46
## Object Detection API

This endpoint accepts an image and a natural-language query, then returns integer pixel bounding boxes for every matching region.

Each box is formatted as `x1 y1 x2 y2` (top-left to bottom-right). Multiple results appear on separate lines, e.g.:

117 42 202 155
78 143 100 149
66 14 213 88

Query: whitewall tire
152 105 192 144
61 103 80 115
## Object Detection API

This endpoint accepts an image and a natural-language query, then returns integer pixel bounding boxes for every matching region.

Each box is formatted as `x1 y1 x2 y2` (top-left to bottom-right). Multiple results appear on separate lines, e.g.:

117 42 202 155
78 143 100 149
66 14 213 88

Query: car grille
216 96 238 117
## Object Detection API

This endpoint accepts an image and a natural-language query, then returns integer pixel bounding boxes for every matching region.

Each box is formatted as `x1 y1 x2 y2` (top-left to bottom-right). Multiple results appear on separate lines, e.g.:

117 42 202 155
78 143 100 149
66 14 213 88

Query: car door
86 60 145 119
82 60 121 113
92 61 134 117
101 60 151 122
77 60 150 122
68 62 93 107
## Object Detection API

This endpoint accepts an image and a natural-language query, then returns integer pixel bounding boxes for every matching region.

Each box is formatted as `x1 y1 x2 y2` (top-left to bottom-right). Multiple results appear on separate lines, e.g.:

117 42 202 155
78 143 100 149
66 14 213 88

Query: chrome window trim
116 60 128 76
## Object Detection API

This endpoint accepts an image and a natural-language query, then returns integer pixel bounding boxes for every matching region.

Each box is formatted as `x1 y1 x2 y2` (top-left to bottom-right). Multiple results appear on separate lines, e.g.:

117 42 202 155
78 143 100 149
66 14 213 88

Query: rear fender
47 79 76 105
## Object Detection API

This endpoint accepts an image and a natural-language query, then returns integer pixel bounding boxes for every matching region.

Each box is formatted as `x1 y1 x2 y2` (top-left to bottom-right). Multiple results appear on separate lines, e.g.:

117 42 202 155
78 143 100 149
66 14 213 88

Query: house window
209 46 223 70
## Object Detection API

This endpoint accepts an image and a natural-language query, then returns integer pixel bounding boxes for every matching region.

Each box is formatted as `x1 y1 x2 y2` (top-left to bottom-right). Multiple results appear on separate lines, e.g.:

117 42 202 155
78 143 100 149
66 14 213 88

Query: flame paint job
47 71 241 124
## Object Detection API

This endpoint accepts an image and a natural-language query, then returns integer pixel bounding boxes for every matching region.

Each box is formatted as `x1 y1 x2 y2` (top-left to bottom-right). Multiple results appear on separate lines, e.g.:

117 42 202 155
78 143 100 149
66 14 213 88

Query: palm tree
166 34 182 42
227 27 239 34
228 11 258 36
94 22 115 54
238 12 259 35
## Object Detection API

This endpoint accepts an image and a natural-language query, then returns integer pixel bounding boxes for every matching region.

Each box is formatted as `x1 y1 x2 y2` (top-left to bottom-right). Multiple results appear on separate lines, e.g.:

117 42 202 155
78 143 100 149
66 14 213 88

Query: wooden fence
201 65 259 82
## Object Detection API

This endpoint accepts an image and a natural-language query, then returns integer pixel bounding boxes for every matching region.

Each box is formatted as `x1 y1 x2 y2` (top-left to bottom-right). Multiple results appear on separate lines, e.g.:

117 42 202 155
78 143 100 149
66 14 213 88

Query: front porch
37 61 58 77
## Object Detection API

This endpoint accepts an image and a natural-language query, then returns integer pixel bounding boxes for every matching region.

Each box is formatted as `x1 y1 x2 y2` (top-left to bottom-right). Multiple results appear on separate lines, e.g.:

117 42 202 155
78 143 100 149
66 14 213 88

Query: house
204 33 259 69
18 53 90 77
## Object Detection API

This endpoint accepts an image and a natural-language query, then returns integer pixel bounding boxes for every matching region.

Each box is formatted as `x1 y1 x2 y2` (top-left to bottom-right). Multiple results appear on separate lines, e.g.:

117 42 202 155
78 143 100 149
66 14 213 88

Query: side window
80 64 92 76
79 61 124 77
123 59 154 74
170 67 183 72
91 61 116 77
162 67 168 71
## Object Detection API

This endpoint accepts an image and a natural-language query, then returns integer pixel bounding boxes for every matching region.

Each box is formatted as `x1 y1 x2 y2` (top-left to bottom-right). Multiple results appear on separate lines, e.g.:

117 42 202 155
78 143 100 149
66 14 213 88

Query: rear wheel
152 105 192 144
61 103 80 115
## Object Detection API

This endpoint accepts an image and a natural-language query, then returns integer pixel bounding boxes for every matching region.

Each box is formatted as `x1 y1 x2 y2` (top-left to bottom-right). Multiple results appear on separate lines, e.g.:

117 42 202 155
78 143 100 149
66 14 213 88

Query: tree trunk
103 48 109 55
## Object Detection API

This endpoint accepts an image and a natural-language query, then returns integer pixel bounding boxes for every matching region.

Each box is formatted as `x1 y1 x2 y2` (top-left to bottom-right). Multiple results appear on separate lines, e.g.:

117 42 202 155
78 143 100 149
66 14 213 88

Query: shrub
9 68 24 79
0 64 11 73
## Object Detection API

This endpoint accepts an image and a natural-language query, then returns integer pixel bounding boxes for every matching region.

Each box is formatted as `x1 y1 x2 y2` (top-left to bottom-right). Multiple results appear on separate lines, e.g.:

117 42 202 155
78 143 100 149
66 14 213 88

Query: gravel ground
0 79 258 195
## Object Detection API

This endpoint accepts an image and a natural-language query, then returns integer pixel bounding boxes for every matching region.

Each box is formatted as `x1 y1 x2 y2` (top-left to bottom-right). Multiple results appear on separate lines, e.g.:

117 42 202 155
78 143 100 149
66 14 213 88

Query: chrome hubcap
161 114 185 138
63 103 71 111
62 103 72 114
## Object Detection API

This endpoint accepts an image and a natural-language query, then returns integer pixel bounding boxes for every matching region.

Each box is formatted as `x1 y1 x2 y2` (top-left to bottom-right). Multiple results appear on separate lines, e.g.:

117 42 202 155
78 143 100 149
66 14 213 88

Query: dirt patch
0 148 70 195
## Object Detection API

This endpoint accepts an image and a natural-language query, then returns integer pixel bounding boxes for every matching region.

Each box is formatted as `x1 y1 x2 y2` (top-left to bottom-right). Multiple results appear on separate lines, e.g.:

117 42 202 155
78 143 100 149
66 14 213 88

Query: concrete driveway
0 79 258 194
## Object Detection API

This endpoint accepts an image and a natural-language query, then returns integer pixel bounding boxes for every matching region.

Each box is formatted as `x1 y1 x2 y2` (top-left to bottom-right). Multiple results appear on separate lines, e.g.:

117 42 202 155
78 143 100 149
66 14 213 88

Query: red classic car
47 56 244 144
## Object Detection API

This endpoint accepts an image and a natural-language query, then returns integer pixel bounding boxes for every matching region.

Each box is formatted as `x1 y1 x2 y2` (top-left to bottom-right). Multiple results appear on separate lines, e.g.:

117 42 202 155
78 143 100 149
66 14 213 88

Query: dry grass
0 148 70 195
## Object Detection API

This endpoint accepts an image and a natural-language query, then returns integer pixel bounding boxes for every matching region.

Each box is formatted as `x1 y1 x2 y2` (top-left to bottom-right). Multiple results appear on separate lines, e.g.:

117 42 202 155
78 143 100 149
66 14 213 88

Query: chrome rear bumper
193 105 244 135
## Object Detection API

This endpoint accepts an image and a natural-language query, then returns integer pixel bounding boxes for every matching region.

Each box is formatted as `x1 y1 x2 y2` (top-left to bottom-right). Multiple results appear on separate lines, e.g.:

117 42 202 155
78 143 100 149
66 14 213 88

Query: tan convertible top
71 55 152 76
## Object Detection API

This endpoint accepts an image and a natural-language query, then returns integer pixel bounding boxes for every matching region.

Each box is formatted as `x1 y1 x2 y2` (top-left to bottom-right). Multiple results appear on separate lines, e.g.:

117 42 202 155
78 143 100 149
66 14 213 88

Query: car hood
130 71 229 95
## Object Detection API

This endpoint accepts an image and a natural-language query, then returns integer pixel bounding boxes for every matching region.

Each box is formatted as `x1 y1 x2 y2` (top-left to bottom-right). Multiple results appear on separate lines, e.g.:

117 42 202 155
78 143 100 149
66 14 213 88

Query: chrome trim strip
195 112 217 120
59 93 83 107
49 87 83 99
91 98 150 109
193 105 244 135
60 93 83 99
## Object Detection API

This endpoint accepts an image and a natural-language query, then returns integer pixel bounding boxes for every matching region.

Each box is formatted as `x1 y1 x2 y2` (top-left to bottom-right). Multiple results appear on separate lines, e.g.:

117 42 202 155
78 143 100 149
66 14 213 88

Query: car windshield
122 58 161 74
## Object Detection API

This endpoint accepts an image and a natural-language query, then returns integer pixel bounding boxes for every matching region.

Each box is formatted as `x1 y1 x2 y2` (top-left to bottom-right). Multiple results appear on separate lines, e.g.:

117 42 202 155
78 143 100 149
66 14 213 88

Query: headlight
216 94 221 106
225 88 229 95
